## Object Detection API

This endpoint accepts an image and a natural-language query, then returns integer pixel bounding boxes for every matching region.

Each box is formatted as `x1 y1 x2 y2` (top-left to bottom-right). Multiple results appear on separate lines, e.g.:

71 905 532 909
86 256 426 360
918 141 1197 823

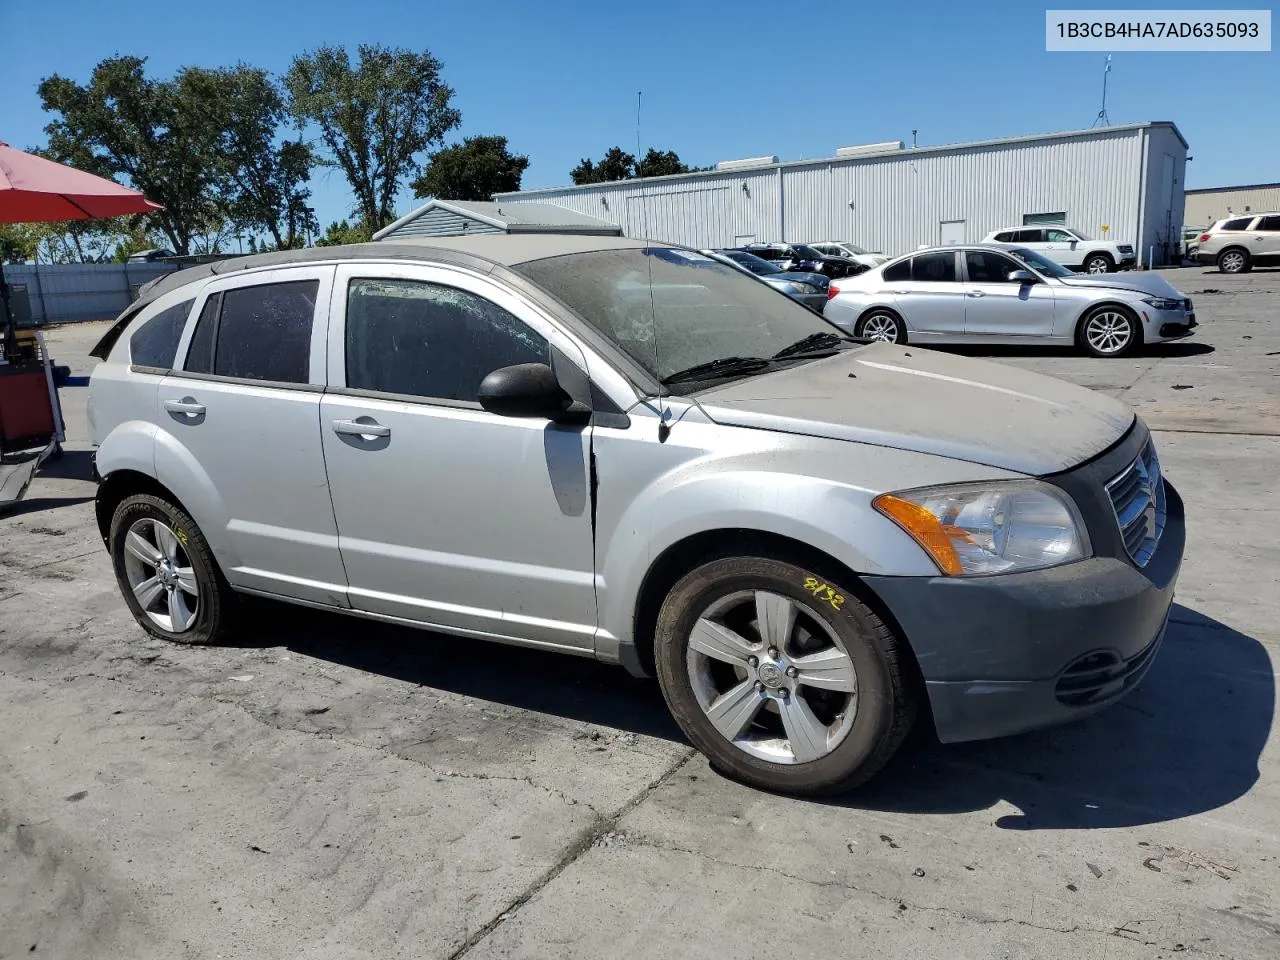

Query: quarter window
965 251 1021 283
993 232 1013 242
129 299 194 369
911 251 956 283
1222 217 1255 231
344 278 548 402
882 259 911 282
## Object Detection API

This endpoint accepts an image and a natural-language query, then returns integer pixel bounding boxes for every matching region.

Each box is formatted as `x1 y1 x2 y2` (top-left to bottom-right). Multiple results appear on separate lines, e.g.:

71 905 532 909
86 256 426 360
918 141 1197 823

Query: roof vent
715 156 778 171
835 141 905 158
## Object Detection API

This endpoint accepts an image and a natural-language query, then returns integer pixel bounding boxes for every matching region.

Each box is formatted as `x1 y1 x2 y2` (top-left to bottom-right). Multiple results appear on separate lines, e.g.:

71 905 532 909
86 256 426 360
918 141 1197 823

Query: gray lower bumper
864 482 1185 743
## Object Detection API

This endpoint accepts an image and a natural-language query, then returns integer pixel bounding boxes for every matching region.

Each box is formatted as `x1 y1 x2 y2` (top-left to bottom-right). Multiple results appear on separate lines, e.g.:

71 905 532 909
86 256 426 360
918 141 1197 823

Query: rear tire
1217 248 1251 274
654 555 917 795
855 309 907 344
109 493 237 645
1084 253 1114 274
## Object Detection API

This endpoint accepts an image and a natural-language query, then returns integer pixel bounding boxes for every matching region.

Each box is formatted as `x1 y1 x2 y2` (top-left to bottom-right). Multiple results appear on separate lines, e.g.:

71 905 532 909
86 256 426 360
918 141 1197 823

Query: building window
1023 212 1067 226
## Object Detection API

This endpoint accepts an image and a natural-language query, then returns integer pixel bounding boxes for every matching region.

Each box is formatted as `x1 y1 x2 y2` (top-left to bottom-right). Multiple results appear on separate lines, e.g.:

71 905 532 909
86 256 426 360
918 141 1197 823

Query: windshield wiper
772 331 857 360
660 356 773 385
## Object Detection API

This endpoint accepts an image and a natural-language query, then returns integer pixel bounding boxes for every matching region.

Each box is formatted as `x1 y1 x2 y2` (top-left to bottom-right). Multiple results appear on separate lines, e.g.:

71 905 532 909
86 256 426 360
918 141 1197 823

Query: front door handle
966 290 986 298
163 397 205 417
332 417 391 439
890 289 911 295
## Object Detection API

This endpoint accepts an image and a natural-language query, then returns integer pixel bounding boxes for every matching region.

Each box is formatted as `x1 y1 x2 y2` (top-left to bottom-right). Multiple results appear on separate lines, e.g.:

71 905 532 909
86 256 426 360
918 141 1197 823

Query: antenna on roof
1092 54 1112 127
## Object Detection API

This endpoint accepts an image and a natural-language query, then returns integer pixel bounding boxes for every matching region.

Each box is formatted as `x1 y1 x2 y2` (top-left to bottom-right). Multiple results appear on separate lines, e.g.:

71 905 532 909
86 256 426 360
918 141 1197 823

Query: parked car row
736 242 879 279
88 234 1183 796
1194 212 1280 273
825 242 1196 358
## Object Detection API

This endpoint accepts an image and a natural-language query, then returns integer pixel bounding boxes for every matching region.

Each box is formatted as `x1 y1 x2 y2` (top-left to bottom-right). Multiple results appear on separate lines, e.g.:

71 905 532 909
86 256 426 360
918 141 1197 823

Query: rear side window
214 281 318 383
345 278 548 402
882 259 911 282
912 251 956 282
1222 217 1255 231
129 299 194 369
1256 215 1280 231
1013 229 1043 243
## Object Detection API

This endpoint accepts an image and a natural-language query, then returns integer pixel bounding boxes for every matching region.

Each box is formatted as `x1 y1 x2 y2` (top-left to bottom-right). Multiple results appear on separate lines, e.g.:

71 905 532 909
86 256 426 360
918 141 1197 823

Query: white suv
1195 213 1280 273
983 227 1134 274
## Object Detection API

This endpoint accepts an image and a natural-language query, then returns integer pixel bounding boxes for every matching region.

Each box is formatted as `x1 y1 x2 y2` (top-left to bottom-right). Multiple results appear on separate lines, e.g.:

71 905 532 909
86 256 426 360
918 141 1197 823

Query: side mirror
477 363 589 424
1008 269 1037 283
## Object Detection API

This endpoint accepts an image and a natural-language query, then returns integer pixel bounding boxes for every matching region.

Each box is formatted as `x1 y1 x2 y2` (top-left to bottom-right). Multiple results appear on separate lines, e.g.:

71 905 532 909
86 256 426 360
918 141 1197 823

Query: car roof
131 234 653 309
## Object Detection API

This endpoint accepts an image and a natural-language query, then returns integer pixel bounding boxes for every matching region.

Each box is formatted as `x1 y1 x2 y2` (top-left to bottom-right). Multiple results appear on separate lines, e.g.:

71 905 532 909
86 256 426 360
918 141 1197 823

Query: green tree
178 65 317 250
634 148 691 179
314 219 373 247
38 56 224 256
285 44 461 230
410 135 529 201
570 147 636 185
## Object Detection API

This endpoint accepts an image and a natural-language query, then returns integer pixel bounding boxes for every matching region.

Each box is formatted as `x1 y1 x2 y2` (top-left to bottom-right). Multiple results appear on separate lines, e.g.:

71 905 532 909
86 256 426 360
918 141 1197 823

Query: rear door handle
332 417 391 439
163 398 205 417
890 289 911 295
967 290 986 298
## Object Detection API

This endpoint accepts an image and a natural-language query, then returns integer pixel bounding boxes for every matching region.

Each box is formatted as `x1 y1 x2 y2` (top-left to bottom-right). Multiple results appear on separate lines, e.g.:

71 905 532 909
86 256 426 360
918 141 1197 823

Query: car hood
696 343 1135 475
1053 273 1186 299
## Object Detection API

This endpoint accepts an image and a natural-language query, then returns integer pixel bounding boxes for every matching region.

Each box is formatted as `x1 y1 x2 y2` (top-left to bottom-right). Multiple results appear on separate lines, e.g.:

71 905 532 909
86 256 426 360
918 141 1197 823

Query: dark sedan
706 249 830 311
741 242 865 279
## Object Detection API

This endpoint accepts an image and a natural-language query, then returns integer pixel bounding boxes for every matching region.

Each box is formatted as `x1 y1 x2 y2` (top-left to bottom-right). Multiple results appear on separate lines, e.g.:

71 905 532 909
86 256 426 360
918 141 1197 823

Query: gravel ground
2 265 1277 959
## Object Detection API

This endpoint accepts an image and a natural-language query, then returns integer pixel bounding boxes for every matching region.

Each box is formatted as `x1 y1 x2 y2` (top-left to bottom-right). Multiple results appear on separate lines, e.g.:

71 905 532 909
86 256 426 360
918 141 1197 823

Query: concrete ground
2 266 1277 959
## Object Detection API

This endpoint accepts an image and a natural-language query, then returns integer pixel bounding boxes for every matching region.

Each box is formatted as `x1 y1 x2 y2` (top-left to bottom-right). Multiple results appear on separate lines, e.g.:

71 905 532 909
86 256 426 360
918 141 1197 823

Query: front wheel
654 556 917 795
855 310 906 344
1079 306 1140 358
109 493 237 645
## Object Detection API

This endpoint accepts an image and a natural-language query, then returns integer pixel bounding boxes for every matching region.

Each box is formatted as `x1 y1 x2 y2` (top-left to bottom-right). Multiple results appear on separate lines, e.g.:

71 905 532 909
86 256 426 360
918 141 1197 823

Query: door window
344 278 549 402
1013 229 1044 243
1045 229 1075 243
1255 215 1280 231
964 251 1022 283
130 298 194 369
182 282 317 383
911 251 957 283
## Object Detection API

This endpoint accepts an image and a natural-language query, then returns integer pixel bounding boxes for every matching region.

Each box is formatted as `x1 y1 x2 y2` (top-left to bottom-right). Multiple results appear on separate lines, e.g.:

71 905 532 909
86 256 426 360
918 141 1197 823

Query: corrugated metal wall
380 207 503 239
499 127 1180 260
3 263 176 325
1184 184 1280 228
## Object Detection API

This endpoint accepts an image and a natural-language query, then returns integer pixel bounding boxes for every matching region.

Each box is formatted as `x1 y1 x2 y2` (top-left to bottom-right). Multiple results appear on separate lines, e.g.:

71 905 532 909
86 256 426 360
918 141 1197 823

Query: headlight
873 481 1089 576
1142 296 1182 310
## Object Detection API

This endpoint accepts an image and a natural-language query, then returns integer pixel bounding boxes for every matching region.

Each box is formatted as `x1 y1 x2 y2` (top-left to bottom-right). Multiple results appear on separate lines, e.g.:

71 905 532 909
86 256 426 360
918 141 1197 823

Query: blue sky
3 0 1276 232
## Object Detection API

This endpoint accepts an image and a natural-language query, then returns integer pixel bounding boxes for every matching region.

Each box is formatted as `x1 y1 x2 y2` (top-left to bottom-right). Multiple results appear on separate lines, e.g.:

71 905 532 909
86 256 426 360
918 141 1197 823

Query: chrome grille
1106 442 1166 567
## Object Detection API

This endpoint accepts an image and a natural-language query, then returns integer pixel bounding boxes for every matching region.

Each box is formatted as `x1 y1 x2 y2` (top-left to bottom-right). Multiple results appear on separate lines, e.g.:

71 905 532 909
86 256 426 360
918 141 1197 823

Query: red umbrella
0 141 162 357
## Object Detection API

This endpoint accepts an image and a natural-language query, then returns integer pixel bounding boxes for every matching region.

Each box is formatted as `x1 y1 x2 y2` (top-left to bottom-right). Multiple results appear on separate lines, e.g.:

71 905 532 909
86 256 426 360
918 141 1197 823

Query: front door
319 263 598 652
156 266 348 605
1043 228 1084 267
1252 215 1280 263
890 250 966 336
961 249 1057 338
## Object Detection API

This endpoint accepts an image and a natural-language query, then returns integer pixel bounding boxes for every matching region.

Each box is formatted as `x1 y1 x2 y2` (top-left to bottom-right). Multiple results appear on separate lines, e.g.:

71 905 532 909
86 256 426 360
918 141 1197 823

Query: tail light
1199 234 1211 243
827 284 841 301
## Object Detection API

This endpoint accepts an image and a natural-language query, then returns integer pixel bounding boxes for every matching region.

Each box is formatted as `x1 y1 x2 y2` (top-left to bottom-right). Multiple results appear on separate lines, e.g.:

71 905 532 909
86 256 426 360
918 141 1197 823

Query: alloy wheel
1084 310 1133 355
860 313 900 342
1220 251 1246 273
685 590 859 764
121 516 199 632
1086 257 1111 274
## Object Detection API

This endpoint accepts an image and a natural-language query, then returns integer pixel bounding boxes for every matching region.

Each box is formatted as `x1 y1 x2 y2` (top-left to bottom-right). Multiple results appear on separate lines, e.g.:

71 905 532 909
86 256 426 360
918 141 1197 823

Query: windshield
513 247 845 387
791 244 824 260
839 243 869 255
1068 228 1092 240
722 250 783 275
1007 247 1074 278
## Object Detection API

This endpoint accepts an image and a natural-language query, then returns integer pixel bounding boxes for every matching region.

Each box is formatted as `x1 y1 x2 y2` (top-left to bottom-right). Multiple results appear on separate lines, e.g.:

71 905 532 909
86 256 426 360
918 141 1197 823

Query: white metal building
1184 182 1280 229
373 199 621 241
497 122 1189 267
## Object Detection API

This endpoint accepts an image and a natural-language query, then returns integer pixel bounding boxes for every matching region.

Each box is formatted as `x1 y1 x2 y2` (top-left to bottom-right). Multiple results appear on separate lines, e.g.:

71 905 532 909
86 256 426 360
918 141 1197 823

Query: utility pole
1093 54 1112 127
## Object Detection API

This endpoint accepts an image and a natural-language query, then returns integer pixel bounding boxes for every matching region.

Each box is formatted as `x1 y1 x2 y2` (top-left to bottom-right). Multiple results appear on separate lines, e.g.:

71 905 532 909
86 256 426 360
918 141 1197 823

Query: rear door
156 266 348 605
889 251 965 336
318 262 598 651
961 249 1057 338
1252 215 1280 262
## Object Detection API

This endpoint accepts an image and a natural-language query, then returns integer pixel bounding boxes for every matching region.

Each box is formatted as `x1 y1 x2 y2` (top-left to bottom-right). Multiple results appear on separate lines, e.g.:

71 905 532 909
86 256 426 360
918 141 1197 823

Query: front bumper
864 464 1184 744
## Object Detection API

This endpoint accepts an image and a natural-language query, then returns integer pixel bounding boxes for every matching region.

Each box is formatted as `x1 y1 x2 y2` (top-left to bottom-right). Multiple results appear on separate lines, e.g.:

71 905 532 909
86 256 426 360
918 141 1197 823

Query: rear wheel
654 556 917 795
1079 305 1140 358
1084 253 1114 274
855 309 906 344
1218 248 1251 274
109 494 237 645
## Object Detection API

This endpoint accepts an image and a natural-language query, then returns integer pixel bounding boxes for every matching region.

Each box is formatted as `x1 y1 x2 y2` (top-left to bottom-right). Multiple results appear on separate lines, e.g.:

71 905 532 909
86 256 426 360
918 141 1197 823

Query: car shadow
939 342 1215 359
233 600 1268 829
838 603 1272 829
37 449 96 482
0 495 95 518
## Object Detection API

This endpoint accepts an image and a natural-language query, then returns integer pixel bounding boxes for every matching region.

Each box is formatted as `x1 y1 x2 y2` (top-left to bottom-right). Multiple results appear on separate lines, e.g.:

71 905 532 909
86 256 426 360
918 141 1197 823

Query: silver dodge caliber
87 236 1184 795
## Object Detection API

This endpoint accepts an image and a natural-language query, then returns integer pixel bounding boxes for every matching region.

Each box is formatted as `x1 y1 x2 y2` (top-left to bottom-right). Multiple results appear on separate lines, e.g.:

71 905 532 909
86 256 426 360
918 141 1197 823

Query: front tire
1084 253 1114 274
109 494 237 645
1079 305 1140 358
1217 248 1251 274
654 556 917 795
855 309 907 344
